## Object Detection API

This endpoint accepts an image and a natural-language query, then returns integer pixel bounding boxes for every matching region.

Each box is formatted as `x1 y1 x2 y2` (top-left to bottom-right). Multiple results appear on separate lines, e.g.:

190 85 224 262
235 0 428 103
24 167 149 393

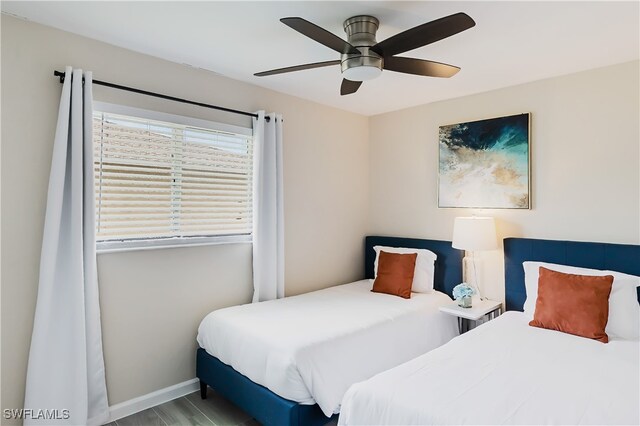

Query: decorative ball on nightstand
453 283 476 308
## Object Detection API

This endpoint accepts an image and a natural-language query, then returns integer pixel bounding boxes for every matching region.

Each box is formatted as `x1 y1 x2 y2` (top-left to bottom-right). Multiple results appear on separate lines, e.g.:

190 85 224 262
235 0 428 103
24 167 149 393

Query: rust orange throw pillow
529 267 613 343
372 251 416 299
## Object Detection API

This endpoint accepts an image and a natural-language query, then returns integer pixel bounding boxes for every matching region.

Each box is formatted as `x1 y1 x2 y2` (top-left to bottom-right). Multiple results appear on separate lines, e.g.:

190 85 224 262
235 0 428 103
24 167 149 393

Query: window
93 105 253 251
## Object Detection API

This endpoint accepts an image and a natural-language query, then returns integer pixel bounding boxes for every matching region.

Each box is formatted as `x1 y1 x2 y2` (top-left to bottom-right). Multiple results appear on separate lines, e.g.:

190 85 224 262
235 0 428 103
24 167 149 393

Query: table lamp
452 217 497 300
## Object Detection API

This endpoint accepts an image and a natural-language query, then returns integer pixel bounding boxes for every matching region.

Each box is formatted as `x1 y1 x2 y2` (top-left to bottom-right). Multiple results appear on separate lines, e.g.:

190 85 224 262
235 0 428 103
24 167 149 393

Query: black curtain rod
53 70 269 122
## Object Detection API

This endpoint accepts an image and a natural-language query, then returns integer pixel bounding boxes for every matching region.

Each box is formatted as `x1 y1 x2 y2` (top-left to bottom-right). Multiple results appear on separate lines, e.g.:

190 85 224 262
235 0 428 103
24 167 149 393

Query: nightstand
439 299 503 334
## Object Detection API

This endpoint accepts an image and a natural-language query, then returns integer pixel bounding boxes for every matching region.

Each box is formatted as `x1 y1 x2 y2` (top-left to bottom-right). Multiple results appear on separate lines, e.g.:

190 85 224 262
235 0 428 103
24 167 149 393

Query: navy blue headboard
504 237 640 311
365 236 463 298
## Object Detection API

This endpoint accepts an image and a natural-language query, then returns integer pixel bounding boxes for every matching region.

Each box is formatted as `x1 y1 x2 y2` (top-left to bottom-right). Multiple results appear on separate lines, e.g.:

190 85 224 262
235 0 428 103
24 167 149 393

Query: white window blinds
93 111 253 242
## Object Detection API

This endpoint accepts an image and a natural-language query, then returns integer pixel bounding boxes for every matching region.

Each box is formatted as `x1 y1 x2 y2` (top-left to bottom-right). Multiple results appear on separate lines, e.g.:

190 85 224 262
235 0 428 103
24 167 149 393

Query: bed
196 236 464 426
339 237 640 425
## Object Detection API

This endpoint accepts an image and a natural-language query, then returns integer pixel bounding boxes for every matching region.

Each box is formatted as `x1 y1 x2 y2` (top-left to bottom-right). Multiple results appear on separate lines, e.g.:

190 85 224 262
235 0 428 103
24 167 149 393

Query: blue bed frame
196 235 463 426
504 237 640 311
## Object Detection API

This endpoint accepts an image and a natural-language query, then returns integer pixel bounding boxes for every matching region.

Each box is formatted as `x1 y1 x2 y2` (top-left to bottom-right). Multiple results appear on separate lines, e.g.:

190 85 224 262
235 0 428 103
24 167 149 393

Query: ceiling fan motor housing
341 15 383 81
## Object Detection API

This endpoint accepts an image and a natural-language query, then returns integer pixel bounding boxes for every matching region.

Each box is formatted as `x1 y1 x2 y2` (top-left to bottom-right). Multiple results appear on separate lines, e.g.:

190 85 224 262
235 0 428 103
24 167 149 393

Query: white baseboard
108 378 199 422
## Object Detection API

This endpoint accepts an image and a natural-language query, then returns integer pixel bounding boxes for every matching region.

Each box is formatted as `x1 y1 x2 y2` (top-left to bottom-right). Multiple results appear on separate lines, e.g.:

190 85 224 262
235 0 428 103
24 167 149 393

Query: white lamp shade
452 217 497 251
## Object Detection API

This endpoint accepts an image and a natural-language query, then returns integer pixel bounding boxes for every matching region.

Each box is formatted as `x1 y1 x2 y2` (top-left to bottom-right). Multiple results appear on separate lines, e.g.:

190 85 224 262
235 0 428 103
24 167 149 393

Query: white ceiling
3 1 639 116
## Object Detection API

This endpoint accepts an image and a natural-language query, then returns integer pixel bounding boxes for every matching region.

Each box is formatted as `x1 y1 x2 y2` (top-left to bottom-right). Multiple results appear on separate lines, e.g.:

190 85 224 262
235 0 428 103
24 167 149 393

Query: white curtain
252 111 285 302
24 66 109 425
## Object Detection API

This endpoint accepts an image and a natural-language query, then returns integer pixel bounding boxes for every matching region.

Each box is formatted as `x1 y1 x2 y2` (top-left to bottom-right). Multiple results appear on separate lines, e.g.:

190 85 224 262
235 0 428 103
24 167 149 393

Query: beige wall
368 60 640 302
1 14 369 413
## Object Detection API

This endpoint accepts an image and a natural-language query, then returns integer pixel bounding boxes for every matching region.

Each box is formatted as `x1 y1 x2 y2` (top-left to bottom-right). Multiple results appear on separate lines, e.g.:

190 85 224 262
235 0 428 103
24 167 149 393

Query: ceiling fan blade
371 12 475 57
341 79 362 96
281 17 361 55
254 60 341 77
384 56 460 78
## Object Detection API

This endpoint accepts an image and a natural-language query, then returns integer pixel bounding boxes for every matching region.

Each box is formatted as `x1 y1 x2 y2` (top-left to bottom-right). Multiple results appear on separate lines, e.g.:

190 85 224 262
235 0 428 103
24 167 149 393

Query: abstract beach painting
438 113 530 209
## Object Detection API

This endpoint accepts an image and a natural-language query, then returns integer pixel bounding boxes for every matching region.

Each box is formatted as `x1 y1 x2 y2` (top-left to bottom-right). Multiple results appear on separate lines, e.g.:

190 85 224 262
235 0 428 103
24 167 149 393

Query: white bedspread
197 280 458 416
339 311 640 425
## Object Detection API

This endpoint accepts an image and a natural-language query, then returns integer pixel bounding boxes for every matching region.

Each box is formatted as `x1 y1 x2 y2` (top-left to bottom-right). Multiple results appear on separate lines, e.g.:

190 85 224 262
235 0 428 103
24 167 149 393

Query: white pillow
373 246 437 293
523 261 640 340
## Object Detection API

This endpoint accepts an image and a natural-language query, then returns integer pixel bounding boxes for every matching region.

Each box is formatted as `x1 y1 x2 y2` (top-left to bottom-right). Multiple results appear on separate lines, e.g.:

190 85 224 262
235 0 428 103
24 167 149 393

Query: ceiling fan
255 13 475 95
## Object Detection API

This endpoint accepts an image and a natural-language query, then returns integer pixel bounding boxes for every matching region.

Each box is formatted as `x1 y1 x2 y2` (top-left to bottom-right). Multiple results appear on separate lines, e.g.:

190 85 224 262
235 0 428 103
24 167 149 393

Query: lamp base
462 254 483 300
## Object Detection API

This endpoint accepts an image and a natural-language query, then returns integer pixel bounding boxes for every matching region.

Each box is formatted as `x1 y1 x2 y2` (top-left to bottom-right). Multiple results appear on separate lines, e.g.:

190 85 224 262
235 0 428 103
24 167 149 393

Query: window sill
96 234 252 254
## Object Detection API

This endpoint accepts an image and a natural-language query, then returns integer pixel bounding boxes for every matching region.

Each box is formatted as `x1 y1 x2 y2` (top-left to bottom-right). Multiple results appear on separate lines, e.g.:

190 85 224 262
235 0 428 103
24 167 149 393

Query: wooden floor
107 387 338 426
105 388 260 426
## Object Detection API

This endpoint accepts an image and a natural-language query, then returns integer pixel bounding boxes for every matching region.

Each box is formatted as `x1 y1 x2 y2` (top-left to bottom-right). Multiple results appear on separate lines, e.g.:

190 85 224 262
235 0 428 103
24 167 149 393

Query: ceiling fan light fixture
255 12 476 95
342 65 382 81
341 46 383 82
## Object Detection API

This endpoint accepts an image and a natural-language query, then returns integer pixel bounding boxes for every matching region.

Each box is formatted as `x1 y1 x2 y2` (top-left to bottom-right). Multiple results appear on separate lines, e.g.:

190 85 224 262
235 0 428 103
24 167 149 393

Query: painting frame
437 112 532 210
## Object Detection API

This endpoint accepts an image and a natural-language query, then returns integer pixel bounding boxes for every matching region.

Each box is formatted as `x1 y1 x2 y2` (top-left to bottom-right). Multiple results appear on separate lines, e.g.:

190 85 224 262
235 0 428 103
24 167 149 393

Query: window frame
93 102 254 253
